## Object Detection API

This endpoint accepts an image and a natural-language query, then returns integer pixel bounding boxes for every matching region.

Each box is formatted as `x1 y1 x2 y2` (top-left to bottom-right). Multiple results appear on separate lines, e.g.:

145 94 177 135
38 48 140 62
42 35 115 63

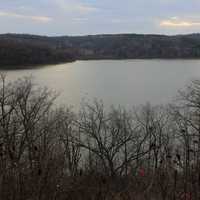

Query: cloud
111 19 127 24
74 4 98 13
54 0 98 14
72 17 89 23
0 11 52 23
160 17 200 27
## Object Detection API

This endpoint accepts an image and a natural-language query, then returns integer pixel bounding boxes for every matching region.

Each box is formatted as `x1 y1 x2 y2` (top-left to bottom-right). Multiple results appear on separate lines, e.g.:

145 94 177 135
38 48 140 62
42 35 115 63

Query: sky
0 0 200 36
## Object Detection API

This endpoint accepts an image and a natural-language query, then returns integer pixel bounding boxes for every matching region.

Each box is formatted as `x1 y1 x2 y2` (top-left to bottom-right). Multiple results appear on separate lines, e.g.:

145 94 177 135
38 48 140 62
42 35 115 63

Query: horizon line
0 32 200 38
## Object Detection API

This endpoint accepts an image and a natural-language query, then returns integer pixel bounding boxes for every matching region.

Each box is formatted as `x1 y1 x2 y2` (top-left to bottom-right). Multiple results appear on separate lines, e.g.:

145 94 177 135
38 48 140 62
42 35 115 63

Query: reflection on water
1 59 200 110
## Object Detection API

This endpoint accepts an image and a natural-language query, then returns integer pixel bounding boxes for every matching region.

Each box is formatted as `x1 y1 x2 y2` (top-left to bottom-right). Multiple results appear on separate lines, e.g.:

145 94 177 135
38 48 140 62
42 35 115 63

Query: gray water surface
1 59 200 110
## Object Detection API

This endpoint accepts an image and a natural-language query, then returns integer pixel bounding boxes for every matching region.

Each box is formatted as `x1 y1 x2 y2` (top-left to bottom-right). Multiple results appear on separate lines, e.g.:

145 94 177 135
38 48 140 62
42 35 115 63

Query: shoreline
1 57 200 70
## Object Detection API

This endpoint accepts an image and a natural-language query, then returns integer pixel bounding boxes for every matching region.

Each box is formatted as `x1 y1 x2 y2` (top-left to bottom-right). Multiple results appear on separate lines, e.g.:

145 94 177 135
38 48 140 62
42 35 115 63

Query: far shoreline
1 57 200 70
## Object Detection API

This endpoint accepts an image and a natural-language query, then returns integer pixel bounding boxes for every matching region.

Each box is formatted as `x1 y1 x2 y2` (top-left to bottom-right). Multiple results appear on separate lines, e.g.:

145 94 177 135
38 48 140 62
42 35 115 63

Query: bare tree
76 101 150 178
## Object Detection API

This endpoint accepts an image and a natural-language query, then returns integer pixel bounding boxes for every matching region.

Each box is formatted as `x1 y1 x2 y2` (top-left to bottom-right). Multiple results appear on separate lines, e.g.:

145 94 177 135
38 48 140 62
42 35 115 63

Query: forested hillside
1 33 200 67
0 34 76 68
62 33 200 59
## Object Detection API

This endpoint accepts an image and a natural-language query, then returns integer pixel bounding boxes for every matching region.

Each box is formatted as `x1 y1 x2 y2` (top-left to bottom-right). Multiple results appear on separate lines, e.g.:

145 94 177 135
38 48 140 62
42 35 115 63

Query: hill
0 34 76 68
1 33 200 67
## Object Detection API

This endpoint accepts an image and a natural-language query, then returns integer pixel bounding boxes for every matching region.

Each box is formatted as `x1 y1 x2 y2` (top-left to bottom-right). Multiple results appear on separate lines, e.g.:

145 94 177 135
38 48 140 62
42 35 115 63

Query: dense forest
0 34 76 68
1 33 200 67
0 75 200 200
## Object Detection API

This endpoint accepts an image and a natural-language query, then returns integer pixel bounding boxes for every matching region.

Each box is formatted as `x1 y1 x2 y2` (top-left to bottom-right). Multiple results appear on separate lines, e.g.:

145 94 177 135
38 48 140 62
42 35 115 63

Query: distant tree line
0 75 200 199
1 33 200 67
65 33 200 59
0 34 76 68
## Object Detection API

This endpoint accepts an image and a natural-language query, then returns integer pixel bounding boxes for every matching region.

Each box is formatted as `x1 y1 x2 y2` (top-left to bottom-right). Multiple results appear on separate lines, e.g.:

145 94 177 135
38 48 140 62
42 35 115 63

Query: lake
1 59 200 110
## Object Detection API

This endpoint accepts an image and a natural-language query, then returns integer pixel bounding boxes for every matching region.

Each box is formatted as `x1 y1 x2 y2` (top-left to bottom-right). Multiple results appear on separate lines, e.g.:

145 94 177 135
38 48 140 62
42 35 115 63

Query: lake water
1 59 200 110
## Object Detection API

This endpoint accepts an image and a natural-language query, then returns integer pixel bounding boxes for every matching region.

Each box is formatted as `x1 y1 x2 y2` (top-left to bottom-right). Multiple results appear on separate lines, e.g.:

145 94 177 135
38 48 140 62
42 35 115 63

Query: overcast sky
0 0 200 36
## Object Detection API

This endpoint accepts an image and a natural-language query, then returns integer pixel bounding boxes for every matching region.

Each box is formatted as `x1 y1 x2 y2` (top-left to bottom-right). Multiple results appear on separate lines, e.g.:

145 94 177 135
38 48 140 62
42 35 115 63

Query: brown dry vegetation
0 75 199 200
